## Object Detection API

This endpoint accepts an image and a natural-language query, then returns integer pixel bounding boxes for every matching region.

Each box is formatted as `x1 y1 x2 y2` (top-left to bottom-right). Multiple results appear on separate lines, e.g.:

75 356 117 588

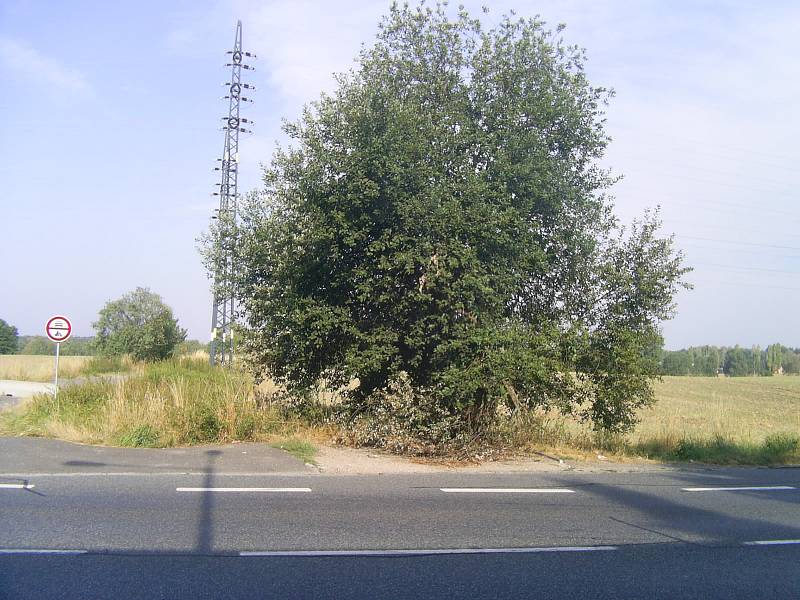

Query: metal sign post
53 341 61 397
45 316 72 398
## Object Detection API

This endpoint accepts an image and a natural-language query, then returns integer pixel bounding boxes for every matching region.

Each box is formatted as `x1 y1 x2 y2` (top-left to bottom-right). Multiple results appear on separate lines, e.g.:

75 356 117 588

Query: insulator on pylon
226 50 256 58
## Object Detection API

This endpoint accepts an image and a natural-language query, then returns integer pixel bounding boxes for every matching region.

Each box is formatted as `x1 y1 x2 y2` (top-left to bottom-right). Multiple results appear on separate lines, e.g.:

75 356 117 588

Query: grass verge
0 357 323 460
2 367 797 466
270 438 318 464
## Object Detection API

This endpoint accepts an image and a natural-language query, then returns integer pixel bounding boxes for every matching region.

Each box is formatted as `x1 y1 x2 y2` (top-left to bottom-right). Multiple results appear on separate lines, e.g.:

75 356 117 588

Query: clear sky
2 0 798 350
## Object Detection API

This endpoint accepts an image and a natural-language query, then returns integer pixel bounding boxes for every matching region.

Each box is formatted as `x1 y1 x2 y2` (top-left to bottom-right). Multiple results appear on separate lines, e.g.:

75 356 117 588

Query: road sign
46 316 72 343
46 315 72 399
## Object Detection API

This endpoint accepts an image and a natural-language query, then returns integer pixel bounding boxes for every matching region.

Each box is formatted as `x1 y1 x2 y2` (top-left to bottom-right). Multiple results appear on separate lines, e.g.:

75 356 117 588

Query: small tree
0 319 18 354
19 336 51 355
93 288 186 361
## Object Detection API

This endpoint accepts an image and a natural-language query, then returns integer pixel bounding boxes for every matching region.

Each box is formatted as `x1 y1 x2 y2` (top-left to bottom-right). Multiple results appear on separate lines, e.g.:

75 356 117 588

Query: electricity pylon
210 20 255 366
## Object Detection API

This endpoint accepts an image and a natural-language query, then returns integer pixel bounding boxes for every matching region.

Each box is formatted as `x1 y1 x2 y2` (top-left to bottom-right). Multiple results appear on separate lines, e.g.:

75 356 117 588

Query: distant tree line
17 335 97 356
13 335 209 358
661 344 800 377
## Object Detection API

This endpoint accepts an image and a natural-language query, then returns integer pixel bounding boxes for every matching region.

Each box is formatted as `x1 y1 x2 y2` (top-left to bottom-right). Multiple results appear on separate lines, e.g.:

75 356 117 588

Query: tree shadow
554 469 800 544
198 450 222 554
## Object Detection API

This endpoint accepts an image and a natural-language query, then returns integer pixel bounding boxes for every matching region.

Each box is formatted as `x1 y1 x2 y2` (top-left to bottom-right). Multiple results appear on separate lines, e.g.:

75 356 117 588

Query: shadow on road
554 469 800 544
198 450 222 554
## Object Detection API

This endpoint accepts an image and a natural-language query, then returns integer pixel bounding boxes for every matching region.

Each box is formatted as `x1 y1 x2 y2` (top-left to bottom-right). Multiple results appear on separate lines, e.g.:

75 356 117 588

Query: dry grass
3 364 798 465
638 376 800 443
503 376 800 464
0 357 330 462
0 355 92 382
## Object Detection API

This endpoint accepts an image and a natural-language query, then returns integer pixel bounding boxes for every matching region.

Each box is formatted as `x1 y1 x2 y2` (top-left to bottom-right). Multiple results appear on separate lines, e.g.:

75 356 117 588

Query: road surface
0 438 798 599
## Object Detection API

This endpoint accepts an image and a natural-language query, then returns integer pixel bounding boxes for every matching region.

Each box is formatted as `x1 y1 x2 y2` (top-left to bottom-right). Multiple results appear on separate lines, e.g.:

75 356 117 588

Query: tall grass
0 357 326 460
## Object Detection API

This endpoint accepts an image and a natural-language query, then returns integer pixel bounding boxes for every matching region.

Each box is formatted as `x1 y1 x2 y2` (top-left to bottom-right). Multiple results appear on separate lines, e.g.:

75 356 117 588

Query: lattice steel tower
210 20 255 366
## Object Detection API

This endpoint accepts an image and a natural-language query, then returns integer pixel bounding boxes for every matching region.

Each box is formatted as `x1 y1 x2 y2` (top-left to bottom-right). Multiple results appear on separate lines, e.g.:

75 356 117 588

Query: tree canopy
208 3 689 446
93 287 186 362
0 319 18 355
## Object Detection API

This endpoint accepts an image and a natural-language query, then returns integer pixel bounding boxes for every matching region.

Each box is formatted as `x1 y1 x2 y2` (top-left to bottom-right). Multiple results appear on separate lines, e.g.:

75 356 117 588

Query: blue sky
1 0 798 350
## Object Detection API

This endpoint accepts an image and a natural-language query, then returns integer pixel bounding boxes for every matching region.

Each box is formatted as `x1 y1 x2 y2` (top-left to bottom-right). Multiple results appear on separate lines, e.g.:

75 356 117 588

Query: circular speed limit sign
46 315 72 343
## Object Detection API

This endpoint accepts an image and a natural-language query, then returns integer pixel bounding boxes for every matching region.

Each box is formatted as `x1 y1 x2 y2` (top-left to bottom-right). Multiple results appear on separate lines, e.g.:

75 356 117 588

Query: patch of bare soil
313 444 663 474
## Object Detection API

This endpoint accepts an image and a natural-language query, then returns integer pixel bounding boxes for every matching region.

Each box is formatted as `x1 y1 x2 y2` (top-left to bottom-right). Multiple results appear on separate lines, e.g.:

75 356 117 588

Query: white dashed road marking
681 486 795 492
0 549 87 555
743 539 800 546
240 546 617 557
440 488 575 494
176 487 312 493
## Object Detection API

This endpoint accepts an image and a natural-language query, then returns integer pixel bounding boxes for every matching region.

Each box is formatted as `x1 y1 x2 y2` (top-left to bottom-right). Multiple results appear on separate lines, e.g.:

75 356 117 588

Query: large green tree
215 4 689 441
766 344 782 374
0 319 18 354
93 288 186 362
724 347 752 377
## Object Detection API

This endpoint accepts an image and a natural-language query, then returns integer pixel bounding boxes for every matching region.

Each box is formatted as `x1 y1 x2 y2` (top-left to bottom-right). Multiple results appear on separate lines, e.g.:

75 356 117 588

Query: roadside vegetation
2 364 797 465
0 357 325 463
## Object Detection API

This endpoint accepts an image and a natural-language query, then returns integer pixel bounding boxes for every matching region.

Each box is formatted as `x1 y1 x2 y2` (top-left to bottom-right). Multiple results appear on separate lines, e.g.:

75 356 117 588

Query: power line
692 262 800 275
678 235 800 252
608 129 800 166
699 280 800 293
617 155 798 189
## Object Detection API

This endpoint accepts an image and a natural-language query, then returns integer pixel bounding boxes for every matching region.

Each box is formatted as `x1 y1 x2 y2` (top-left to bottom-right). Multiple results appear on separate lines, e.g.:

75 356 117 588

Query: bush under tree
207 4 689 451
93 288 186 362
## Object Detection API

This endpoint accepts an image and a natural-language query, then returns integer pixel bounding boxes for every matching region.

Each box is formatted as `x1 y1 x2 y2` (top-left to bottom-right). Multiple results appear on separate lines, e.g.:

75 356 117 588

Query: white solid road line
440 488 575 494
176 487 312 493
743 539 800 546
0 549 87 555
240 546 617 557
681 486 796 492
0 483 34 489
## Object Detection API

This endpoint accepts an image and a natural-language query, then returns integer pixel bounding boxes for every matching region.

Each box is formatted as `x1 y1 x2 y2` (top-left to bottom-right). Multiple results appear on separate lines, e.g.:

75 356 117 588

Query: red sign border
45 315 72 343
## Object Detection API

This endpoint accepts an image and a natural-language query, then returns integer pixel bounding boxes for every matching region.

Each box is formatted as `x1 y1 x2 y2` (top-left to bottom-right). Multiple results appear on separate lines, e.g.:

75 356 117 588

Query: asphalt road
1 438 799 599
